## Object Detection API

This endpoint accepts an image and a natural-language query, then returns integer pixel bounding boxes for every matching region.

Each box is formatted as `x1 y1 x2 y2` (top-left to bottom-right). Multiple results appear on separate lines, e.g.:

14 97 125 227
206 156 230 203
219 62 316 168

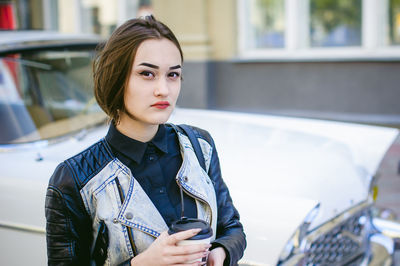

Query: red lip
151 101 170 109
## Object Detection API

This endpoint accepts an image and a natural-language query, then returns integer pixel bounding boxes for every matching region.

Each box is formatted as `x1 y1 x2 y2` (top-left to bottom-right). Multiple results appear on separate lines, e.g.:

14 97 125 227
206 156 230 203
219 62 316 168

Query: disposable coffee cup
168 218 213 263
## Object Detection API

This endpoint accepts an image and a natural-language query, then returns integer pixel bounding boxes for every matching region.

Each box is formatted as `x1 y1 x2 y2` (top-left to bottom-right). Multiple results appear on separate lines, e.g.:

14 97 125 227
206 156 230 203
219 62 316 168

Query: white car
0 31 399 266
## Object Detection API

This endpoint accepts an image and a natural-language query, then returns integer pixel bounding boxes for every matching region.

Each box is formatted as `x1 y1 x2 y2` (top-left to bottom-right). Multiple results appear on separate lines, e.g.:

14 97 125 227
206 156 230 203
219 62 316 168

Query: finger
171 263 204 266
171 243 211 256
157 231 170 240
168 250 209 265
167 228 202 244
153 231 168 245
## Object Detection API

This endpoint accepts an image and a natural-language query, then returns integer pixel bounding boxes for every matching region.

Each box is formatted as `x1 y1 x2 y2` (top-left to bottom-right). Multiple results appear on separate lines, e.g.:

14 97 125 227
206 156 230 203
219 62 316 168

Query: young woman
45 16 246 266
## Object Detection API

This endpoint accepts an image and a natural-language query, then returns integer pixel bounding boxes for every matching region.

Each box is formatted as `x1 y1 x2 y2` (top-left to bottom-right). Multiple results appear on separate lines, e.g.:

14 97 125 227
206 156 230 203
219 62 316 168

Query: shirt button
113 218 118 224
159 187 165 194
125 212 133 220
149 156 155 161
183 176 189 182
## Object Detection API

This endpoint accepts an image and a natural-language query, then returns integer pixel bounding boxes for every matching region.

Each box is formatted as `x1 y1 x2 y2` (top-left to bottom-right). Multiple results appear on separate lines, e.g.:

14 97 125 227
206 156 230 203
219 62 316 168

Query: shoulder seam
64 139 114 189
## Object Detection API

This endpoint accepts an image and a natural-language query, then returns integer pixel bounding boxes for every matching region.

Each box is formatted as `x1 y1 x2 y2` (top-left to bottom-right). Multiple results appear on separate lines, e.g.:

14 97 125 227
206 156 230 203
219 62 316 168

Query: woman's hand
130 228 210 266
207 247 226 266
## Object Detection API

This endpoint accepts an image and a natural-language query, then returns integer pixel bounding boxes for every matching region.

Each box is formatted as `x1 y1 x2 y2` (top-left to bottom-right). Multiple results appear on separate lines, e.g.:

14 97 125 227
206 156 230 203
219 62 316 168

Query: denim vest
79 131 218 265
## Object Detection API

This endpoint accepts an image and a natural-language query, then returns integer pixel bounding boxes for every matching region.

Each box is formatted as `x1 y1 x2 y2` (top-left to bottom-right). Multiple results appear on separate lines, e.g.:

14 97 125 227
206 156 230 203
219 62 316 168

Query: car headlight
278 203 320 263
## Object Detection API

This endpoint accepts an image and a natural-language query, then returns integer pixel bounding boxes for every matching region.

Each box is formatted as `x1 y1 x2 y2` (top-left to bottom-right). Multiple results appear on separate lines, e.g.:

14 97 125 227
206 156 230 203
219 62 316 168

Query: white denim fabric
80 132 217 265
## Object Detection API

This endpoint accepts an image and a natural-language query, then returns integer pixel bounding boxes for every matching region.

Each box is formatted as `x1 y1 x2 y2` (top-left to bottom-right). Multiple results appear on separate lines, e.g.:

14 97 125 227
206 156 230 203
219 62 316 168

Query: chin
148 113 172 125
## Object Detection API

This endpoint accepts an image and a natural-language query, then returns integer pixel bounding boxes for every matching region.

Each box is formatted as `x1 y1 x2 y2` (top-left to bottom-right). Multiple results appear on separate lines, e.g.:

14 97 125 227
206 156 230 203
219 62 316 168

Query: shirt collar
105 123 168 164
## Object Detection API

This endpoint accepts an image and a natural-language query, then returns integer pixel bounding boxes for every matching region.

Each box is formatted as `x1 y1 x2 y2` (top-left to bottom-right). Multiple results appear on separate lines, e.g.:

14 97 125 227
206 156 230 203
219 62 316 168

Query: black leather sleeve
194 127 247 266
45 163 93 265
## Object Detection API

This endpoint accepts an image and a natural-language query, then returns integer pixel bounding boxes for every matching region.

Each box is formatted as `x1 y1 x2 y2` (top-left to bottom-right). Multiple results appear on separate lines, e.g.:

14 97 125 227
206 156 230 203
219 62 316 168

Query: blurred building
2 0 400 125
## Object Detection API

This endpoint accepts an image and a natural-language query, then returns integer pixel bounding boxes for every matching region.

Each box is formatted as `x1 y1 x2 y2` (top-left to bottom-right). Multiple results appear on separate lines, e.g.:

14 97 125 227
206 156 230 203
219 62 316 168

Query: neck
116 116 159 143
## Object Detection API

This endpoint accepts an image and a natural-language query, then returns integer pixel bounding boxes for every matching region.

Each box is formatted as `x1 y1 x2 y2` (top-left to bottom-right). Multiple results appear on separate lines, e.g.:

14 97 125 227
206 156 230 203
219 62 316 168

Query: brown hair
93 15 183 123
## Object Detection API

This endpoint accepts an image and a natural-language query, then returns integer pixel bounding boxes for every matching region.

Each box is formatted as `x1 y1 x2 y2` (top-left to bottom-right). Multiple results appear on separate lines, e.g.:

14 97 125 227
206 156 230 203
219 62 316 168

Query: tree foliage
310 0 362 32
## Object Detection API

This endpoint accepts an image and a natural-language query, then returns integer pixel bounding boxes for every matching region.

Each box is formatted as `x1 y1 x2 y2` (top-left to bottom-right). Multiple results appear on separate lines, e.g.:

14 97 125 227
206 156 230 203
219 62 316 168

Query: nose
154 77 169 97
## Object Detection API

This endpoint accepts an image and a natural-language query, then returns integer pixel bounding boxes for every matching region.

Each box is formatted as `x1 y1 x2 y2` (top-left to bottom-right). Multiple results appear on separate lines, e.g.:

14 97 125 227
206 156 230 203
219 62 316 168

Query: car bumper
323 217 400 266
367 217 400 266
237 215 400 266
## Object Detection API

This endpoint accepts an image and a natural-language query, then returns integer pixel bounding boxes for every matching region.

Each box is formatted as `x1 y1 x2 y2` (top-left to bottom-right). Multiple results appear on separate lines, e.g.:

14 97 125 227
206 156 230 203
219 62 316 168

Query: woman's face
121 38 182 127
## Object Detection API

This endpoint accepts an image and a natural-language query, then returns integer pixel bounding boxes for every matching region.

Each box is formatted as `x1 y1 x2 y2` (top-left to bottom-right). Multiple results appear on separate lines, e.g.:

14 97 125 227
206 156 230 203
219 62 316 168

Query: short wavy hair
93 15 183 124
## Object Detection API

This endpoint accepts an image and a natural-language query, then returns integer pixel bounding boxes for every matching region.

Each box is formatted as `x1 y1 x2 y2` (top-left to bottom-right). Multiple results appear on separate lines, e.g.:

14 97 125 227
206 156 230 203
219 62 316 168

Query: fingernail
193 228 202 233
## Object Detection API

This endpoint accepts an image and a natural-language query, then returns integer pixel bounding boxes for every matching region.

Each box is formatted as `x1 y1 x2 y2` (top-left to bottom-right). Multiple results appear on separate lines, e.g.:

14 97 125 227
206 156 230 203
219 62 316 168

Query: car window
0 48 106 144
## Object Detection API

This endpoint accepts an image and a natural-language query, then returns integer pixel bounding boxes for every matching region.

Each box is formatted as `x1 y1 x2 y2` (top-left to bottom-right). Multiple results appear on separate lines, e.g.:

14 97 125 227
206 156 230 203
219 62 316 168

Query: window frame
237 0 400 61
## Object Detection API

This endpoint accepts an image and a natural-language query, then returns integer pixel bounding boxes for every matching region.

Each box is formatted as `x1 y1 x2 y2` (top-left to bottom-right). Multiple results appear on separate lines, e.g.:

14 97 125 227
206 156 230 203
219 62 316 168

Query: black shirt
105 123 197 226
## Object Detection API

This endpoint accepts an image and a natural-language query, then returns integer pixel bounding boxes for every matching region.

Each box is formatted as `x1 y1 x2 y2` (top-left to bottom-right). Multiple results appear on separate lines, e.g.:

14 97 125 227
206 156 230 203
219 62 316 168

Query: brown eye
140 71 155 78
168 72 180 79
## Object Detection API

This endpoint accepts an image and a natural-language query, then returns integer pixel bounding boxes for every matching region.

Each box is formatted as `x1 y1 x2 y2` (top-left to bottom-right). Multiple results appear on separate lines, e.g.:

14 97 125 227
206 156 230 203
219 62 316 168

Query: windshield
0 47 106 144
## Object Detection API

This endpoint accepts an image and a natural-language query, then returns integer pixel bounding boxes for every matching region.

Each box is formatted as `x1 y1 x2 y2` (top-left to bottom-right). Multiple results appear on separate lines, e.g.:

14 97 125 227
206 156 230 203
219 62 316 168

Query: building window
238 0 400 60
79 0 117 36
243 0 285 49
309 0 362 47
389 0 400 45
47 0 139 37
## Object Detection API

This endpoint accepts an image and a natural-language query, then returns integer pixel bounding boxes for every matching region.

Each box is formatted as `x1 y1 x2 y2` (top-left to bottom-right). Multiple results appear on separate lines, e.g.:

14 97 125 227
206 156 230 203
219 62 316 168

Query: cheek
125 78 148 100
171 81 181 97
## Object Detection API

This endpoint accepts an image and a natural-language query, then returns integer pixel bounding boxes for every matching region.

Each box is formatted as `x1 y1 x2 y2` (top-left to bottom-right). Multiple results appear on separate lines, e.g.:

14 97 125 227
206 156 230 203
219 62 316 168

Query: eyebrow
139 62 181 70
